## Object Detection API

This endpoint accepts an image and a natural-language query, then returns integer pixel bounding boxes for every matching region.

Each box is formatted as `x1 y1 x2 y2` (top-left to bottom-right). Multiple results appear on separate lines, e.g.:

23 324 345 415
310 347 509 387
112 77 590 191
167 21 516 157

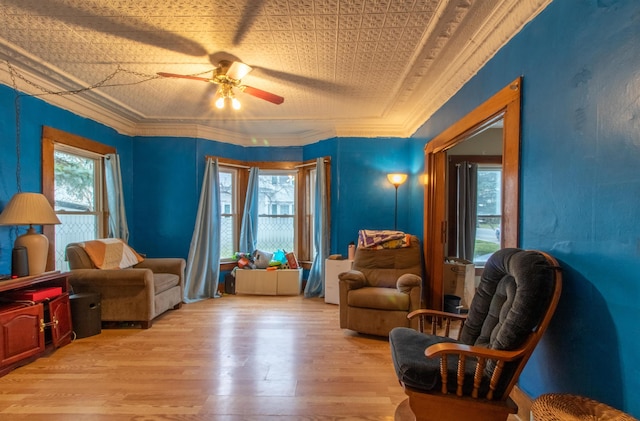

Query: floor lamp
387 173 407 230
0 192 61 276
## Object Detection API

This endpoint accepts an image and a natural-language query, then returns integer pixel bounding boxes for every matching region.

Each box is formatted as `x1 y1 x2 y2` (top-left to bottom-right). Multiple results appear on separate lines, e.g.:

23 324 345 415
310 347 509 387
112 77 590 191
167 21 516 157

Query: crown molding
133 121 337 147
402 0 552 137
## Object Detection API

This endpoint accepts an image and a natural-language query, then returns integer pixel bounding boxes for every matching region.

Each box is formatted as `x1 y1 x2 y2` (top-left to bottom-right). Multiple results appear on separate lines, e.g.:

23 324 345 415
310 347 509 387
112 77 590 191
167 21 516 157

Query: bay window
215 157 329 267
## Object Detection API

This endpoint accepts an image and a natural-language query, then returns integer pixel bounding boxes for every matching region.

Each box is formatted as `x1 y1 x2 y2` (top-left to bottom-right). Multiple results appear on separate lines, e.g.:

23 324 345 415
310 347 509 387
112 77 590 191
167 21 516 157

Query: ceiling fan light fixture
227 61 253 80
159 59 283 107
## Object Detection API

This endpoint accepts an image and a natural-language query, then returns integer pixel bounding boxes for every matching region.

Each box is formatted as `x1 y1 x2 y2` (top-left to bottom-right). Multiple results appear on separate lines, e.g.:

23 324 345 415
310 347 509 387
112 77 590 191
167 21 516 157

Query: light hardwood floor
0 295 523 420
0 295 408 420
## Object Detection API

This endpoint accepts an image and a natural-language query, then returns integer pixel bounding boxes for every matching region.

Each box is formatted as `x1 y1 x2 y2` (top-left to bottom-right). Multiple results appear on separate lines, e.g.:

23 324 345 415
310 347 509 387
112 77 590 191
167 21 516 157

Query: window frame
52 144 106 270
446 154 502 261
218 166 239 262
214 156 330 270
42 126 114 271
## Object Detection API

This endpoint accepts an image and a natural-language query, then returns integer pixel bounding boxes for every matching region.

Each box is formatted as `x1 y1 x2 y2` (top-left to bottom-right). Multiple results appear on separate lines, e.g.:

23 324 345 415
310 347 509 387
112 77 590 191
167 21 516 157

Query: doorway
423 78 522 310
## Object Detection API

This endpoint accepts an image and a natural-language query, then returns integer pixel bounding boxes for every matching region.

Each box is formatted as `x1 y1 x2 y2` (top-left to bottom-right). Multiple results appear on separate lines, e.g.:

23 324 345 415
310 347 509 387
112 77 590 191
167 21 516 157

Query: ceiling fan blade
239 86 284 105
253 66 349 93
157 72 212 83
227 61 253 80
233 0 267 46
5 0 208 57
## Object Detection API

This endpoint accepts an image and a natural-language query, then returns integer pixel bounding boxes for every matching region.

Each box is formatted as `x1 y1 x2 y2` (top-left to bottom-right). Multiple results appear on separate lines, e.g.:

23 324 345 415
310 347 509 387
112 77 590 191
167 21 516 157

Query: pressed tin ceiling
0 0 551 146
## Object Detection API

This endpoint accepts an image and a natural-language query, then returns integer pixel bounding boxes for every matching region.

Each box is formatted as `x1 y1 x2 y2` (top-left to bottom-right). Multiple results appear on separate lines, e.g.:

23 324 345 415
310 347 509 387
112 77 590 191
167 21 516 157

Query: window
219 168 237 260
474 165 502 265
256 171 296 252
214 157 329 266
53 146 106 270
42 126 115 272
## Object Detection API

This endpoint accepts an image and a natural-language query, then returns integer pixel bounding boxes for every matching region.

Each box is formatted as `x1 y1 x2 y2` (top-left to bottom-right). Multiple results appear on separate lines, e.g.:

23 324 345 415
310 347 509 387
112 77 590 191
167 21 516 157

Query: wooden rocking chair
389 248 562 421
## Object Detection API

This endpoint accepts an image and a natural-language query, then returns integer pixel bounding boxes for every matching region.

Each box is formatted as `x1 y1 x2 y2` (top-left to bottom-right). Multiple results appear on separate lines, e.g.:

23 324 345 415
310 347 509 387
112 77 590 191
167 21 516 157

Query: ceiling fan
158 60 284 109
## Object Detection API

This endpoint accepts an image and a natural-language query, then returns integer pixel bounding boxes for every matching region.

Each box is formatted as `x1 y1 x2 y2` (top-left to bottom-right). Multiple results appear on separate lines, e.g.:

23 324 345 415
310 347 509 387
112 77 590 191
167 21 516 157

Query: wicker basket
531 393 638 421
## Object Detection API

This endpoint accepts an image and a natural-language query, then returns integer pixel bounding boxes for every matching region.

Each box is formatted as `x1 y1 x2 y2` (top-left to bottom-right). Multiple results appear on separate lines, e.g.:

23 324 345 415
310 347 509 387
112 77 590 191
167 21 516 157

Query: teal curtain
183 157 221 303
239 167 259 253
304 158 329 298
104 153 129 242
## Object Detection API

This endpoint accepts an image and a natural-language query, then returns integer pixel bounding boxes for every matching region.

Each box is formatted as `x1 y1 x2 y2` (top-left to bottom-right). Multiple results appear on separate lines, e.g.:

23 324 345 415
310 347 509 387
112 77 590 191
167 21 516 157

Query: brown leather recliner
338 234 423 337
65 242 185 328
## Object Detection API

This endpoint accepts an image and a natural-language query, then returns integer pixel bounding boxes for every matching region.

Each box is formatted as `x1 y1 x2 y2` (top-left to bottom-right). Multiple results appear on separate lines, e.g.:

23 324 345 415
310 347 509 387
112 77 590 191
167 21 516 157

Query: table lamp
0 192 61 276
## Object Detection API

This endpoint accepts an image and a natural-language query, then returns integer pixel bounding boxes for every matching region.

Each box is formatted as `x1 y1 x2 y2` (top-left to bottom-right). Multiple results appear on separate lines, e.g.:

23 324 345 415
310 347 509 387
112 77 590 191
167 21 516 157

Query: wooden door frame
423 77 522 310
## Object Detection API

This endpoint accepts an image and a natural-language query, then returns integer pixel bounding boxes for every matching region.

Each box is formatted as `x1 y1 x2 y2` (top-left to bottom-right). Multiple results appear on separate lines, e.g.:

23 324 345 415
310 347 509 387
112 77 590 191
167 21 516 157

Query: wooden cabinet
0 271 72 377
0 303 44 367
48 293 72 346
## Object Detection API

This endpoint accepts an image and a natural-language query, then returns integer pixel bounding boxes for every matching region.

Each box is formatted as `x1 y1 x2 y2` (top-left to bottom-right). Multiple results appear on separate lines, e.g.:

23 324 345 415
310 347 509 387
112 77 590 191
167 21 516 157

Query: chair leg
140 320 152 329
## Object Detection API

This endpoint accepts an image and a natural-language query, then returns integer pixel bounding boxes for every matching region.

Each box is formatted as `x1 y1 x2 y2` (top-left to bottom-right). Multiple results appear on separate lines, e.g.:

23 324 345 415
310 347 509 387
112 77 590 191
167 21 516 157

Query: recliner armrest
338 270 366 290
397 273 421 293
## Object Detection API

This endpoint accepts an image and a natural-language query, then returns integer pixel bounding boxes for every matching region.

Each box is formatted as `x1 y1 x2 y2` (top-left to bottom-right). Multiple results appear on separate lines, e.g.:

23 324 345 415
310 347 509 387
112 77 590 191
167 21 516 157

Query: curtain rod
295 159 328 169
219 162 251 169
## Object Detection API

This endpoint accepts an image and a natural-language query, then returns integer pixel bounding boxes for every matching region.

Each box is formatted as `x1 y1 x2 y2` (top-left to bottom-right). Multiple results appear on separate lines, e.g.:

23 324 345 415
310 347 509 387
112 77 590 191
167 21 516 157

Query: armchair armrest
68 268 157 323
426 342 524 361
408 308 468 321
407 308 468 337
134 258 185 280
425 341 527 400
69 268 154 288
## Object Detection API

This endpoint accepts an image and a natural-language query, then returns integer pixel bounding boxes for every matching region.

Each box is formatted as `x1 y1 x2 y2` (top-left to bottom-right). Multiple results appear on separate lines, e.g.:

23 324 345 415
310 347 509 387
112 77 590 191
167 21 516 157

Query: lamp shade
0 192 61 226
0 193 61 276
387 173 408 187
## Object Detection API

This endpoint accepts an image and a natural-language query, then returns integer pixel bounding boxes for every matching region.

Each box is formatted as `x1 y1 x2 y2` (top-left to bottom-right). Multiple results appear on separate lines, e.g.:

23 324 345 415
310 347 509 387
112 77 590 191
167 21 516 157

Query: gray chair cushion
389 327 494 398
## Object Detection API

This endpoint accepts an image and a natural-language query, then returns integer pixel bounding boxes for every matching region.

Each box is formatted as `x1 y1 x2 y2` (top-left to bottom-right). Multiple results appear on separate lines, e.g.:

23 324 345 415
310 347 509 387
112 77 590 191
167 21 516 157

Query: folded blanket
358 229 410 249
78 238 144 269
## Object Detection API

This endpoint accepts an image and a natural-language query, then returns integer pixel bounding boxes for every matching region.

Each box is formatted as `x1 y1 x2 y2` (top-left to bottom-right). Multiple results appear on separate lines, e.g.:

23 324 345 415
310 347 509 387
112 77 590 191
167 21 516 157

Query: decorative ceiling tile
314 14 338 29
339 0 365 15
0 0 552 145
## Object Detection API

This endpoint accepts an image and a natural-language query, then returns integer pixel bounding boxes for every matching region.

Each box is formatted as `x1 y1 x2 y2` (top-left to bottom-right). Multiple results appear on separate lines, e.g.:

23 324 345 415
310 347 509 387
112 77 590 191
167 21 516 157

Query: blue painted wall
0 85 134 271
130 136 307 258
1 0 639 416
412 0 640 415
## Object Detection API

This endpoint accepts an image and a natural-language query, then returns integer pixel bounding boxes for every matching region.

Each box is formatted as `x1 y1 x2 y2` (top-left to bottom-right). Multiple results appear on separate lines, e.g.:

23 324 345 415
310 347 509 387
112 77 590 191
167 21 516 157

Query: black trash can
224 272 236 294
69 292 102 338
444 294 462 314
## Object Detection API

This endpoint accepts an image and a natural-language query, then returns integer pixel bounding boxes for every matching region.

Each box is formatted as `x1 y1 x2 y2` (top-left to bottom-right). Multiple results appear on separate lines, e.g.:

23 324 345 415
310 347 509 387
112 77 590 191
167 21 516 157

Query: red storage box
7 287 62 302
285 252 299 269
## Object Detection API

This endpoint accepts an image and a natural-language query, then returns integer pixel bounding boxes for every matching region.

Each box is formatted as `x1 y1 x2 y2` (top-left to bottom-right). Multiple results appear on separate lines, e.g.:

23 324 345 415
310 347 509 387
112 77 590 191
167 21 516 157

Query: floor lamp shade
0 193 61 276
387 174 408 230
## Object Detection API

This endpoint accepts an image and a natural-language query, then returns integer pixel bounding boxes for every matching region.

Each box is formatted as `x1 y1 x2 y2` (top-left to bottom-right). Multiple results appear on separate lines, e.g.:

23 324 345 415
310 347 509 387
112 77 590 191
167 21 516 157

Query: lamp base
14 227 49 276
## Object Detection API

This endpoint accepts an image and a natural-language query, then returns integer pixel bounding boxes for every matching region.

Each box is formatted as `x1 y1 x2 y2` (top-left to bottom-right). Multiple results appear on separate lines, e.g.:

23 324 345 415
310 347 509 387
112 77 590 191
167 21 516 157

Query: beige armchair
66 242 185 329
338 234 423 336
